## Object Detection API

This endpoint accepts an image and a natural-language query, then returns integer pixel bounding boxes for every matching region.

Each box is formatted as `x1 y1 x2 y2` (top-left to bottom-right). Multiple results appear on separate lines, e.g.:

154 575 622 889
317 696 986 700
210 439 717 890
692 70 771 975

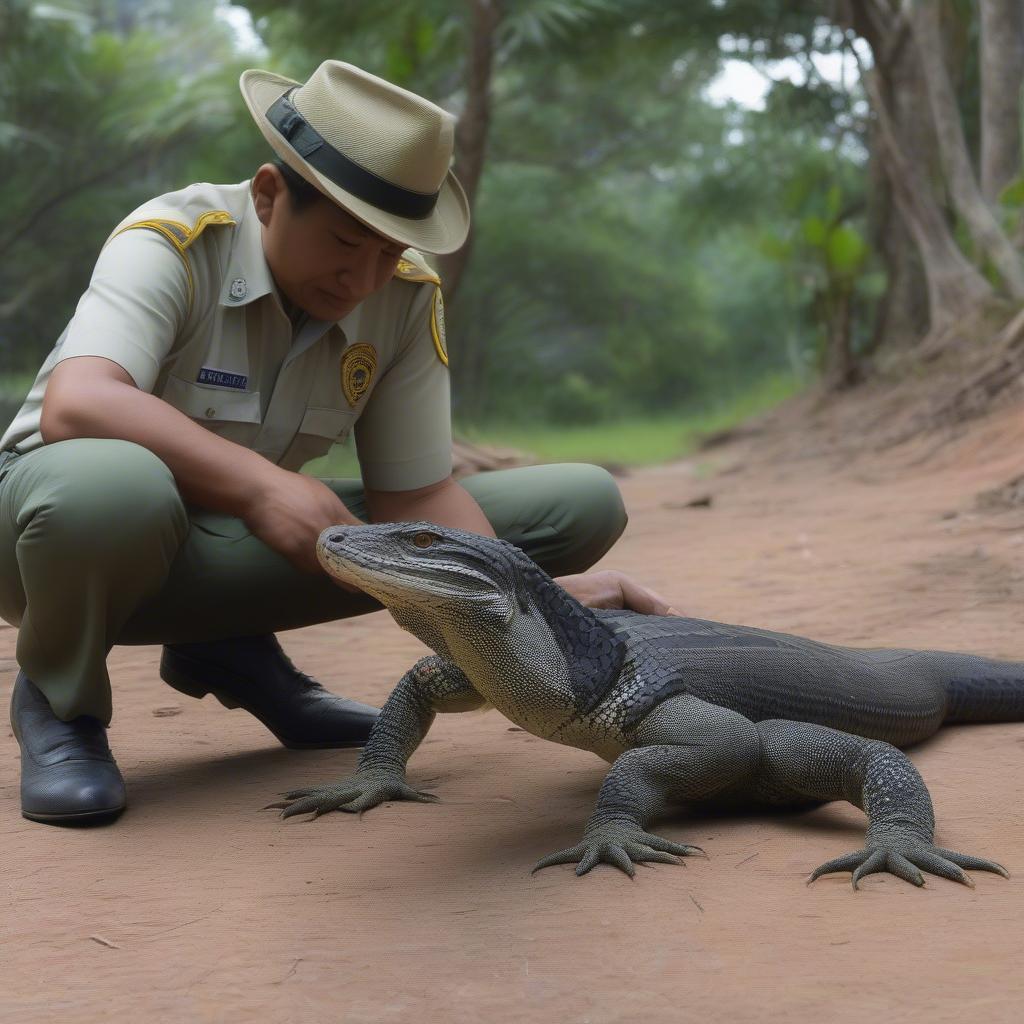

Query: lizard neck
441 561 627 722
391 549 629 726
516 563 628 714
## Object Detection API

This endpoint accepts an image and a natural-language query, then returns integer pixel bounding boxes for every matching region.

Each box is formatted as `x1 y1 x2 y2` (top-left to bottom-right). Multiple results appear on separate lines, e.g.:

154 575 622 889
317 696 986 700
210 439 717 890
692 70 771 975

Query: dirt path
4 404 1024 1023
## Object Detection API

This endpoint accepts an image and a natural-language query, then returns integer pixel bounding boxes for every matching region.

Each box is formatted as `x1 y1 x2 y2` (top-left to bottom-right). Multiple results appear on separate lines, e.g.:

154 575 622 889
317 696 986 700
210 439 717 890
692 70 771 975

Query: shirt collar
218 187 277 308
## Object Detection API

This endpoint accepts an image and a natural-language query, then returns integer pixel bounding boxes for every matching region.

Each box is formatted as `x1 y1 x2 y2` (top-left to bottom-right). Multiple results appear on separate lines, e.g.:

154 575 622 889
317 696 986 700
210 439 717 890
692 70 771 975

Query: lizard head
317 522 627 712
316 522 535 641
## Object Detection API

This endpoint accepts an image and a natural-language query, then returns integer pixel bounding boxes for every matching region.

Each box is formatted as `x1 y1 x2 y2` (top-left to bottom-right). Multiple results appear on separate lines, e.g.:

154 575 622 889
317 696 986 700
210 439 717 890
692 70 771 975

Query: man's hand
41 356 362 586
555 569 679 616
241 471 363 579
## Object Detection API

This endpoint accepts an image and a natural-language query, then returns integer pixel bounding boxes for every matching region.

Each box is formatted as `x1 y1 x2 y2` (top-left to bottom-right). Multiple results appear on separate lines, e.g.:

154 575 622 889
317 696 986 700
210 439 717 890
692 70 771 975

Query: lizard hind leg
755 719 1011 890
808 844 1008 890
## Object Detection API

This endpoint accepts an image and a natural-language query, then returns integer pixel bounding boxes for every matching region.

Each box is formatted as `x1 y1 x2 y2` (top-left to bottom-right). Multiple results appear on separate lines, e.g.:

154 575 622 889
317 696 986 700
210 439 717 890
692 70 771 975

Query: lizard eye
412 531 435 549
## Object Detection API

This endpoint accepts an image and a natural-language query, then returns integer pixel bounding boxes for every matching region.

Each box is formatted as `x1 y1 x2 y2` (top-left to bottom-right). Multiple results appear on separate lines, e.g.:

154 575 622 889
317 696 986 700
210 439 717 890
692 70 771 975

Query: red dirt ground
5 399 1024 1023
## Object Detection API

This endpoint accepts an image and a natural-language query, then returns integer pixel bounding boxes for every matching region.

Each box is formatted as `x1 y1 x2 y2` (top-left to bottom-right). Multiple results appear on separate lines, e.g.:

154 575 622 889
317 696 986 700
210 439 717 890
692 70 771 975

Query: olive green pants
0 439 627 724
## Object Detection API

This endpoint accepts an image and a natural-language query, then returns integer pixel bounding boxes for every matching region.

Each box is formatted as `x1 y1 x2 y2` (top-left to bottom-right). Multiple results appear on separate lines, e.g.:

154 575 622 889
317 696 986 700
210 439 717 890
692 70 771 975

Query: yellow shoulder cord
109 210 236 314
429 286 448 366
394 252 447 365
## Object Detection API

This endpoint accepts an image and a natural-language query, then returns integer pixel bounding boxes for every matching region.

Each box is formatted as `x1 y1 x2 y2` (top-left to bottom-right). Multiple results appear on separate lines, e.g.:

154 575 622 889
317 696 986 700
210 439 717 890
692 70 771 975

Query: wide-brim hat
240 61 470 255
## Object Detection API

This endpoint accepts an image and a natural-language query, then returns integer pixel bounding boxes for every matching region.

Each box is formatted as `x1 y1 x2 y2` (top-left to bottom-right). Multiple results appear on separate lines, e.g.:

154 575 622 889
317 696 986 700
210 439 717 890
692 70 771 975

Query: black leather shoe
10 672 126 824
159 634 379 749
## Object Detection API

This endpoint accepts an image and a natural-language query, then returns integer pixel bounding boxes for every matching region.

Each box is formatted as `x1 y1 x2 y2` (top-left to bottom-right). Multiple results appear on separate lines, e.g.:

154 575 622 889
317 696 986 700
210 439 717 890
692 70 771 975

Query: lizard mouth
316 527 505 608
316 531 375 587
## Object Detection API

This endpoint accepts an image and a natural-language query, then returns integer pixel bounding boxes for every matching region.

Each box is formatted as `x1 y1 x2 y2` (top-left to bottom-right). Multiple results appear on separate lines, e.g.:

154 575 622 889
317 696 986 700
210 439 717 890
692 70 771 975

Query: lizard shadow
669 800 865 839
122 744 361 817
457 773 865 864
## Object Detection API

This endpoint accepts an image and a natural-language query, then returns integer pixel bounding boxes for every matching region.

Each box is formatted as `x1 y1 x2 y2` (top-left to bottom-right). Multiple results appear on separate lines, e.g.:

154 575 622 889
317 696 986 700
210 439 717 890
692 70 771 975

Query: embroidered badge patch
197 367 248 390
340 343 377 407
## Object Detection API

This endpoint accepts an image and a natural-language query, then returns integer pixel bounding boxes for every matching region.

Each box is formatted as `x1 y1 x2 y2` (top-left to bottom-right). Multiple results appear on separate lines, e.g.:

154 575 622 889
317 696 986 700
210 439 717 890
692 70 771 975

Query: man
0 61 673 826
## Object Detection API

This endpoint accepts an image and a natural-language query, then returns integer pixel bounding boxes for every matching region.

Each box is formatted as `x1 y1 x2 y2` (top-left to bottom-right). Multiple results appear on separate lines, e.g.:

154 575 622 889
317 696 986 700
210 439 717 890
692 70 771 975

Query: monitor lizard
268 522 1019 890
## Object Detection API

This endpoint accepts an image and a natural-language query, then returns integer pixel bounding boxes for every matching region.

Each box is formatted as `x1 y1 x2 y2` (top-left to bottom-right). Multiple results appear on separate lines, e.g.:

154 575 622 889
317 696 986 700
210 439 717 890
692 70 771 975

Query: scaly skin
269 522 1018 890
266 655 482 816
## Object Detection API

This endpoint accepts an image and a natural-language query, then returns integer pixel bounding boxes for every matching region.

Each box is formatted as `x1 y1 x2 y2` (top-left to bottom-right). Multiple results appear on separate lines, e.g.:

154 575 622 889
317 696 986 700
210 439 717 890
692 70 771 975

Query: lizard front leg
267 655 486 820
534 696 762 877
756 719 1009 889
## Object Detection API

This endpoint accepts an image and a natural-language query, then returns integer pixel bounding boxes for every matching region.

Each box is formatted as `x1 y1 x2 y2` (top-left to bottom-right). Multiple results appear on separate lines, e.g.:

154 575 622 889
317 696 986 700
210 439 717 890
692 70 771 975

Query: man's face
253 164 406 322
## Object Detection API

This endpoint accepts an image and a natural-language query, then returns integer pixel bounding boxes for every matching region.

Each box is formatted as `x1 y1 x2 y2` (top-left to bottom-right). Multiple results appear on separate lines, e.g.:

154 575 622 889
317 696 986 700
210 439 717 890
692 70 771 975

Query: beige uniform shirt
1 181 452 491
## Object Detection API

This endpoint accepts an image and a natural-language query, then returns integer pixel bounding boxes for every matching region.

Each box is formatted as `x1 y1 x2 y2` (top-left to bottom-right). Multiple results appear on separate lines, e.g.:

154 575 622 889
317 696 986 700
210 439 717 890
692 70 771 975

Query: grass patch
0 368 799 474
305 372 800 477
459 372 801 467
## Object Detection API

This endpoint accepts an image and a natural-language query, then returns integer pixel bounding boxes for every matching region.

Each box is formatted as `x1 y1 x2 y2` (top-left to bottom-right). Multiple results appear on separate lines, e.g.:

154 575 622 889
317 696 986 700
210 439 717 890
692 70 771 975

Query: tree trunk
868 159 929 350
822 287 857 390
980 0 1024 204
861 63 994 330
437 0 502 308
840 0 994 331
863 17 932 349
909 0 1024 299
847 17 991 331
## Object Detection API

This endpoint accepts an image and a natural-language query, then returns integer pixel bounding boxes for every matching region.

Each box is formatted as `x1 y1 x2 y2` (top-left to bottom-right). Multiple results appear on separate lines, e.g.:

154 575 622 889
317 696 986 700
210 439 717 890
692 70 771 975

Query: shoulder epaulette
109 209 236 311
394 249 441 286
394 249 447 364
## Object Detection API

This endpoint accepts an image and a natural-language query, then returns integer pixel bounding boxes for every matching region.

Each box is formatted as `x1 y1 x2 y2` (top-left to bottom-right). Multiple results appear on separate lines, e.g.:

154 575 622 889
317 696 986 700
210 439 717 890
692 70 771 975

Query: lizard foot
264 768 439 820
532 822 704 878
809 840 1009 890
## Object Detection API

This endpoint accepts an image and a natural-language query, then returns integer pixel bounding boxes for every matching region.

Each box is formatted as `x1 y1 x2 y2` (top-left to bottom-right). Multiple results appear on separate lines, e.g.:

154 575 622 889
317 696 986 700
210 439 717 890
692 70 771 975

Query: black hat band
266 90 440 220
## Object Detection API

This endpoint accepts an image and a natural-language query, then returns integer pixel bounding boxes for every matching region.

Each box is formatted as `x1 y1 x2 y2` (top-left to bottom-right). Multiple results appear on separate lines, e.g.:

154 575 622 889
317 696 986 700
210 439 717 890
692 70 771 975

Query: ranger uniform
0 60 627 825
2 180 454 489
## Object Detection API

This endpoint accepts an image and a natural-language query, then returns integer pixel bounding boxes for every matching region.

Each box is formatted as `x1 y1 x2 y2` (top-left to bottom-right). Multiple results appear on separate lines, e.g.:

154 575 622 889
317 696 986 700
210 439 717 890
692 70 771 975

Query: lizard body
269 522 1018 889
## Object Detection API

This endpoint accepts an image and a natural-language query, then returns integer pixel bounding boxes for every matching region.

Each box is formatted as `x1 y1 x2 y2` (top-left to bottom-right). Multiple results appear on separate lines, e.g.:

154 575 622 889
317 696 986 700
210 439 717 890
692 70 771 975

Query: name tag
197 367 248 390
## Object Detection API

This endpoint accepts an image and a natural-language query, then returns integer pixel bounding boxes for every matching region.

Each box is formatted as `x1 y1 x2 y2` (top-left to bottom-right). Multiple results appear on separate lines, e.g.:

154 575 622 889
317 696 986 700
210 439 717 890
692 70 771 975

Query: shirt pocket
279 405 356 472
160 374 262 447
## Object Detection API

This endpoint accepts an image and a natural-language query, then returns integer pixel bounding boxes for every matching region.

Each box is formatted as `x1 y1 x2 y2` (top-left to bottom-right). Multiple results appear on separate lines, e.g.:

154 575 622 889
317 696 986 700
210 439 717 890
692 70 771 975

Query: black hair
273 159 326 212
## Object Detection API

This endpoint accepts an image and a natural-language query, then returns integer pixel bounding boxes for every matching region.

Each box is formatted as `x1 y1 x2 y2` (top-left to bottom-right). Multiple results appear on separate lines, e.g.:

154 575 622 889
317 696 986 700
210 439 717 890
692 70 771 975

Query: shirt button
205 407 216 418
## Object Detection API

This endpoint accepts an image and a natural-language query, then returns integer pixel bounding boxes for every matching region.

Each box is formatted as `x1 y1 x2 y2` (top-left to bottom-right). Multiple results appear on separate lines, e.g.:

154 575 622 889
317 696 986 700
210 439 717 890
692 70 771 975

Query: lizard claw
266 770 440 820
532 823 703 878
808 839 1009 890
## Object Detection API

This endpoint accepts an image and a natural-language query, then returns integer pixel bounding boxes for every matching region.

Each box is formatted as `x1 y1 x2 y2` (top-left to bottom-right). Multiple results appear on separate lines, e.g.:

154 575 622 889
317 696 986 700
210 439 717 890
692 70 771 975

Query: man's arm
364 475 676 615
364 474 495 536
356 284 675 615
42 355 360 573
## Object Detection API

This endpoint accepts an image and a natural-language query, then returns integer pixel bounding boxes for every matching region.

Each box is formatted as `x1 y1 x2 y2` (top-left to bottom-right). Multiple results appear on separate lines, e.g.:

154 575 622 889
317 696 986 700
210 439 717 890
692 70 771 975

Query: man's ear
251 163 284 227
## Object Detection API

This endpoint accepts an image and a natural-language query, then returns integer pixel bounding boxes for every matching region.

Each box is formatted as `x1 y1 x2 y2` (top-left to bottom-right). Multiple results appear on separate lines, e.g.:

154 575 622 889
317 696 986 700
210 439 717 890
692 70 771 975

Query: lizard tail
941 653 1024 724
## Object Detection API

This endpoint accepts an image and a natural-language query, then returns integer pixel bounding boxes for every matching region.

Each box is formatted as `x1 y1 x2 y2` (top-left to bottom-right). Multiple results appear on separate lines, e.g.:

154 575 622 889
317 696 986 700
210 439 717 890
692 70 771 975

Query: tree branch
0 137 194 259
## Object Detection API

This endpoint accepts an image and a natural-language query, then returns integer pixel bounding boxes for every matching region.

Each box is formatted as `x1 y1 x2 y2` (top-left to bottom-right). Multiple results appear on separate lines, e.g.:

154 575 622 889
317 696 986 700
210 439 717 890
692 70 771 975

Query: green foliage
758 135 876 378
0 0 905 437
826 225 867 279
459 371 802 466
0 0 257 373
802 216 828 247
996 174 1024 240
999 175 1024 208
798 213 868 281
299 370 801 475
